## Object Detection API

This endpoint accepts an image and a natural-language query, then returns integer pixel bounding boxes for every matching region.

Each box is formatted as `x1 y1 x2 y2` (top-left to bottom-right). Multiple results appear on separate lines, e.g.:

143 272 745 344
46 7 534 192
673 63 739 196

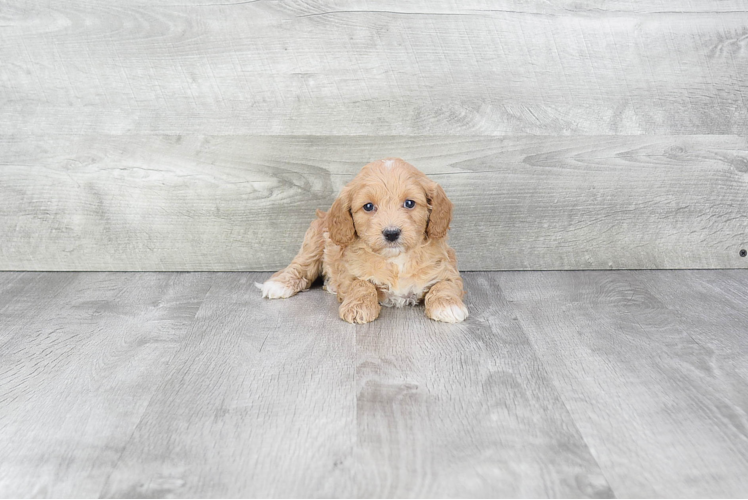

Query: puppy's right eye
363 203 375 212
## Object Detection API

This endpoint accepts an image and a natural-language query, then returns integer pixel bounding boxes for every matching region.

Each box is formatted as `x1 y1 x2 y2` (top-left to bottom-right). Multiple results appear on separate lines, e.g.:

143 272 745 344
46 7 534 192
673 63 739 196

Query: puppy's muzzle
382 227 401 242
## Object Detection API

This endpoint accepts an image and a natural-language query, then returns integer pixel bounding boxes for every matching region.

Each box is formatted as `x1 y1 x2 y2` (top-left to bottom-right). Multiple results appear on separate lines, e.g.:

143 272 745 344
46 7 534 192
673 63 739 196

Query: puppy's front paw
426 297 469 323
255 279 297 299
339 296 381 324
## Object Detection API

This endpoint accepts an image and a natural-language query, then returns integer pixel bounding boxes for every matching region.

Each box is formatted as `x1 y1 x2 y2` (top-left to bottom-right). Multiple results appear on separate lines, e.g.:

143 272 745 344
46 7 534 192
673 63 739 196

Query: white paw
255 280 296 299
429 302 469 323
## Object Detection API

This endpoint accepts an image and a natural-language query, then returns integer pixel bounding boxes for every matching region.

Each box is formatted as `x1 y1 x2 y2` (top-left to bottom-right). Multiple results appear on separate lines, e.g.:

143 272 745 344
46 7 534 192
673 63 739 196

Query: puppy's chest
366 254 436 308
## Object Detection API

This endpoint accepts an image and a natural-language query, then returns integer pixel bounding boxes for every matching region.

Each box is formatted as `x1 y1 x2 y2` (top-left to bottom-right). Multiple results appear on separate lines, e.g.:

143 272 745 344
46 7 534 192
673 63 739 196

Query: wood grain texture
354 274 613 497
0 272 214 497
2 0 747 271
2 135 747 271
0 273 30 316
2 1 748 135
1 271 748 497
0 272 79 350
498 270 748 497
100 273 358 498
636 270 748 381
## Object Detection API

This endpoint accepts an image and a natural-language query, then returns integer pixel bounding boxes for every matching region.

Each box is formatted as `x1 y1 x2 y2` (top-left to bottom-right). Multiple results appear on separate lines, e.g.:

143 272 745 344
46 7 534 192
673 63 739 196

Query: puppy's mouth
379 241 405 256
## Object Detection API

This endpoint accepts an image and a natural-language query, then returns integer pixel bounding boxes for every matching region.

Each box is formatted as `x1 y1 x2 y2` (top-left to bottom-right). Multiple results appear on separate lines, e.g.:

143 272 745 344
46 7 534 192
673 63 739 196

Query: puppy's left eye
403 199 416 209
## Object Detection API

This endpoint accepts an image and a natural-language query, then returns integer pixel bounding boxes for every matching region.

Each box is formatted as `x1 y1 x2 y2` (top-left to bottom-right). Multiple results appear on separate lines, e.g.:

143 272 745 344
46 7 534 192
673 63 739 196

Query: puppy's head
327 158 453 255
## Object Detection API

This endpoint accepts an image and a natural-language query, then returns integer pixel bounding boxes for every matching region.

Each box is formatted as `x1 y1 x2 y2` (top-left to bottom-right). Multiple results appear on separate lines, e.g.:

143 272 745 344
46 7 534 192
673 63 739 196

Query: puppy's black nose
383 228 401 242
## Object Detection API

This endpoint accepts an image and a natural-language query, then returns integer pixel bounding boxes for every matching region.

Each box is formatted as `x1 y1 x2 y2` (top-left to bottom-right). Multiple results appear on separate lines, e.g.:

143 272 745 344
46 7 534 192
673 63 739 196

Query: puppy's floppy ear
424 181 453 240
327 187 356 247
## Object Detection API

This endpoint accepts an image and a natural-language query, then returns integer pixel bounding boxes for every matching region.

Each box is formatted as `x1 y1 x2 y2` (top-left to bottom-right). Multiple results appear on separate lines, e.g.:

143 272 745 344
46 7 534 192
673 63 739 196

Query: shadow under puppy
257 158 468 324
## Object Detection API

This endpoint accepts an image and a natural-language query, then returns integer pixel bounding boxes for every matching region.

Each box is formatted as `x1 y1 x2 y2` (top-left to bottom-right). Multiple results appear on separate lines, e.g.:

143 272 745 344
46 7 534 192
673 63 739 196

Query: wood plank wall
1 1 746 270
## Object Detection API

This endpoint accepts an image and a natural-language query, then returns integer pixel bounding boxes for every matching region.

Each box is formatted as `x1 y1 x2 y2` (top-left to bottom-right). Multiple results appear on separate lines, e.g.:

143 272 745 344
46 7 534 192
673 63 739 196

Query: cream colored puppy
257 158 468 324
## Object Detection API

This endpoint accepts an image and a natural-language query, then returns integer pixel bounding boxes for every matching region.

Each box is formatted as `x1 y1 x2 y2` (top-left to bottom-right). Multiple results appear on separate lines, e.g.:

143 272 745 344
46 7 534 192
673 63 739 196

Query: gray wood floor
0 270 747 498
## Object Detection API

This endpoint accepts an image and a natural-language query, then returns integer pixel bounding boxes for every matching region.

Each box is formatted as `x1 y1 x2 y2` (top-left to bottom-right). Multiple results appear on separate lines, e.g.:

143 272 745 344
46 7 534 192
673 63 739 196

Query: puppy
256 158 468 324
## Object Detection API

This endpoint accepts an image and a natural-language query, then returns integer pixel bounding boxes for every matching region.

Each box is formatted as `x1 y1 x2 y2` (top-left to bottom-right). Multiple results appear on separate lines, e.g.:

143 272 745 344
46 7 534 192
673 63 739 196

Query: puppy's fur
256 158 468 324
